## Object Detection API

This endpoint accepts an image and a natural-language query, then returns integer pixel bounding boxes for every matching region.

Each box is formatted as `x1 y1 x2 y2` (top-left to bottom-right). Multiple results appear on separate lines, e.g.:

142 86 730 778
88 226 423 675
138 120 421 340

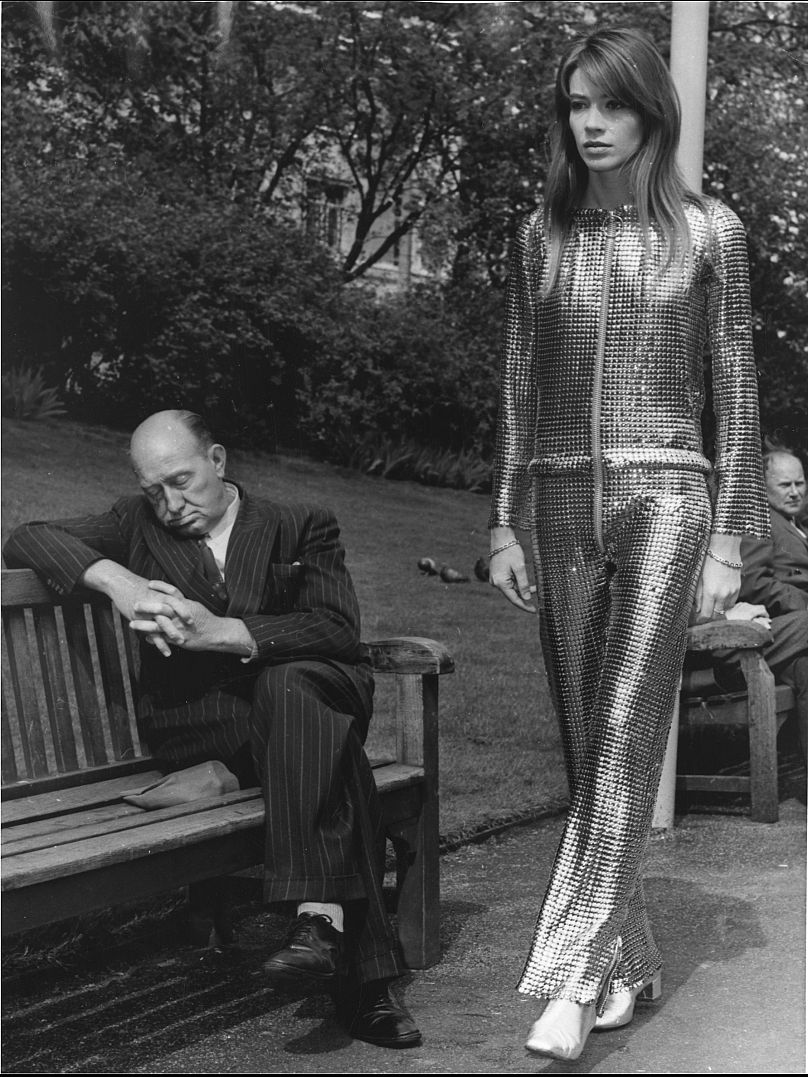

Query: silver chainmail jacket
489 199 768 1004
489 198 769 539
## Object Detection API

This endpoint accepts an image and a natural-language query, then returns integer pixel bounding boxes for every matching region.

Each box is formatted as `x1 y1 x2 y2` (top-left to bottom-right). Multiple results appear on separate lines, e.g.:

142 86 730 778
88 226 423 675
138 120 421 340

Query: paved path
3 800 805 1074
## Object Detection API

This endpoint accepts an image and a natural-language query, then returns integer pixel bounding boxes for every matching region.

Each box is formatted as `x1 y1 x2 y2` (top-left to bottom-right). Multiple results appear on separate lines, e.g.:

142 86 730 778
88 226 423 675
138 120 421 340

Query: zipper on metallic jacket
591 211 620 554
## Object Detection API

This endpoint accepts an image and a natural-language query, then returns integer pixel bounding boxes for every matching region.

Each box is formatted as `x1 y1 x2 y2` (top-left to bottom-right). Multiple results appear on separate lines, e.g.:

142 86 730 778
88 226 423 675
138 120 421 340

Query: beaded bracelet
489 538 520 560
707 548 743 570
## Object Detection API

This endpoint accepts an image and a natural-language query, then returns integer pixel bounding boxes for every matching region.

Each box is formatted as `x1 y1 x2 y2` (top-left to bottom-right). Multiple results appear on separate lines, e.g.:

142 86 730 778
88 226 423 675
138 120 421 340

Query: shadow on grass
2 898 425 1073
2 896 356 1074
2 952 326 1073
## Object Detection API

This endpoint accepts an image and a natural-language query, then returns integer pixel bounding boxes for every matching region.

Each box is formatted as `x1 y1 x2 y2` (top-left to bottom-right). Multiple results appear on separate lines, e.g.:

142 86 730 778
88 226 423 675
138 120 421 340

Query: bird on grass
473 557 489 582
417 557 469 583
440 566 468 583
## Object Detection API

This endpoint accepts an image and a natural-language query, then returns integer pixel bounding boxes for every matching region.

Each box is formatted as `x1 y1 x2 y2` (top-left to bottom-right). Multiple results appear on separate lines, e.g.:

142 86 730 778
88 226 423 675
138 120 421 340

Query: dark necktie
197 538 228 602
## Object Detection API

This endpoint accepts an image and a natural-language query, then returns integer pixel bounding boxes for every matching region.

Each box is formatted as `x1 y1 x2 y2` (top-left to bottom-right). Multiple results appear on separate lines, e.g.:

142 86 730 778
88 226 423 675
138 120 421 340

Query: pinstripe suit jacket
4 490 372 762
740 508 808 615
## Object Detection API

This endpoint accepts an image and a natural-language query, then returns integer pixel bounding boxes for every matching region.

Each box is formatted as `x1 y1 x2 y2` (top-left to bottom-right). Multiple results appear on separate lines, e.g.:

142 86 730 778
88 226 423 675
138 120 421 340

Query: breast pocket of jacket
267 563 305 612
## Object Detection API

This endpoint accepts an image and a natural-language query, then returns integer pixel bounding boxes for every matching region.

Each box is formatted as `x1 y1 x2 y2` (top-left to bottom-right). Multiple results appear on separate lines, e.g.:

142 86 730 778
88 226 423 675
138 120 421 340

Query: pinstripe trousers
249 660 403 983
159 658 404 985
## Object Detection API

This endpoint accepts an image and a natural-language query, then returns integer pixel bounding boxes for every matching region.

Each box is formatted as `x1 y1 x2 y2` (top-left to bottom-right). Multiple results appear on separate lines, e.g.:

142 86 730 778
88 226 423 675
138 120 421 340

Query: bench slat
32 605 78 773
91 604 138 762
1 677 20 784
1 770 165 824
1 799 266 890
61 604 109 767
677 774 751 794
122 616 141 680
2 829 266 937
1 757 157 802
3 788 264 856
3 801 149 844
2 608 49 777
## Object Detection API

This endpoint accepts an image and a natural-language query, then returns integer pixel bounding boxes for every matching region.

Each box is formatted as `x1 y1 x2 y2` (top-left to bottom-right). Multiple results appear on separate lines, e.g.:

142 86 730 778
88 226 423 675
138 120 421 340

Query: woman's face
567 69 643 176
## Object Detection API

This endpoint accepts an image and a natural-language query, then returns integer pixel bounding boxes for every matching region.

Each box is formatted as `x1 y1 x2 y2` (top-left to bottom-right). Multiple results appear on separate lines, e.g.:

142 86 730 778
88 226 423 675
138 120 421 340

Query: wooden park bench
679 619 795 823
1 567 453 968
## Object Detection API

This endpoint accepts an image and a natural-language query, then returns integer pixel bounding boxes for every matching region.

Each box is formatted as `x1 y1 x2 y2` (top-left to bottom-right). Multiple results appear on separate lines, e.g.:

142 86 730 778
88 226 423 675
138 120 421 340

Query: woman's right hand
489 541 537 613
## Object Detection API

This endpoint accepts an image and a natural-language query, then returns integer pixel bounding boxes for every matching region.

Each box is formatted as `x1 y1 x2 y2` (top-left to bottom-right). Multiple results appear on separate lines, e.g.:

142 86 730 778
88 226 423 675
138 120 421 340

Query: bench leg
740 652 779 823
387 807 440 969
384 670 441 967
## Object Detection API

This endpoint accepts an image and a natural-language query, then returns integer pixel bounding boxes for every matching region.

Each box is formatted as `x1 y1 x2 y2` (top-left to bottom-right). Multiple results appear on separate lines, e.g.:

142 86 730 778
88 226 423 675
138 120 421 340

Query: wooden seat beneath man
1 567 453 968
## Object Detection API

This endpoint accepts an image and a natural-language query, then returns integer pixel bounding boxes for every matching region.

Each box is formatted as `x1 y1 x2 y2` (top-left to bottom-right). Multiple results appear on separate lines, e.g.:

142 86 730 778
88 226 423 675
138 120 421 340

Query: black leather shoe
335 979 422 1049
263 913 345 984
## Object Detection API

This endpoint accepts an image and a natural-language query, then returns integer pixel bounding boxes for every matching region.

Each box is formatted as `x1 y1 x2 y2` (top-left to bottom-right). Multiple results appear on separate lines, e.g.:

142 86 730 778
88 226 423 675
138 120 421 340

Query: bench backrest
2 569 143 788
2 568 453 797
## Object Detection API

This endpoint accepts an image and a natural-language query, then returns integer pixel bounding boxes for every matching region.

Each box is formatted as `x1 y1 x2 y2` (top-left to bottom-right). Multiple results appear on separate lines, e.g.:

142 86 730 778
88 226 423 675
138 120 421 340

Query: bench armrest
365 637 454 675
685 620 773 652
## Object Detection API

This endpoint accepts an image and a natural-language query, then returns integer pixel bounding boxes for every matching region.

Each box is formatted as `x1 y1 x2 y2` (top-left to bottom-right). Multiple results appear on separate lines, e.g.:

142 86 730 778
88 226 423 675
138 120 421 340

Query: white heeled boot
525 999 597 1061
525 939 622 1059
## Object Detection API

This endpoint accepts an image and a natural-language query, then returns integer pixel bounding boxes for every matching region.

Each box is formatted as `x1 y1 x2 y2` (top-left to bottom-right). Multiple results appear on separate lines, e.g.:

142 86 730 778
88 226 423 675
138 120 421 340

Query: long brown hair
543 27 702 294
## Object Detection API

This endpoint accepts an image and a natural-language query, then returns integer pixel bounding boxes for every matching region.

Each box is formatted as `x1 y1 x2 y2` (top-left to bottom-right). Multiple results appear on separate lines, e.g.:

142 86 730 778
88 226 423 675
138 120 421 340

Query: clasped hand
129 580 217 656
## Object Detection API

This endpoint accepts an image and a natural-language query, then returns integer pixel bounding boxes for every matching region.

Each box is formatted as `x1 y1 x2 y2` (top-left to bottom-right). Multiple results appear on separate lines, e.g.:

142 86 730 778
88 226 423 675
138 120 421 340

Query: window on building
305 179 348 250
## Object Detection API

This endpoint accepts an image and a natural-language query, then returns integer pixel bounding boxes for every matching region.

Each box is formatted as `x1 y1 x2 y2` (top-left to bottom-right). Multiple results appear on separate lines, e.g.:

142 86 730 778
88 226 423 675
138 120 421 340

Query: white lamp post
652 0 711 831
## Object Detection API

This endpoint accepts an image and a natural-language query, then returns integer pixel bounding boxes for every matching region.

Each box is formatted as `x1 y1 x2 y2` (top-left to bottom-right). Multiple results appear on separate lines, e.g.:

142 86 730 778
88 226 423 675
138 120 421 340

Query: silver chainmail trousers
489 199 768 1003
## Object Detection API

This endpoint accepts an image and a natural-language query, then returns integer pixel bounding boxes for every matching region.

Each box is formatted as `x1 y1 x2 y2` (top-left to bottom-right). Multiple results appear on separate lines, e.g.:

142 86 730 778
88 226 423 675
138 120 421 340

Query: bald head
130 411 230 536
763 451 806 521
130 410 212 464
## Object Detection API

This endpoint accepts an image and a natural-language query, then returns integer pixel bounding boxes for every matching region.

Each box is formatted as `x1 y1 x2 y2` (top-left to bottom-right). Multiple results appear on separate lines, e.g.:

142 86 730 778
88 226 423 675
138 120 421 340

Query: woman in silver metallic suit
488 27 768 1062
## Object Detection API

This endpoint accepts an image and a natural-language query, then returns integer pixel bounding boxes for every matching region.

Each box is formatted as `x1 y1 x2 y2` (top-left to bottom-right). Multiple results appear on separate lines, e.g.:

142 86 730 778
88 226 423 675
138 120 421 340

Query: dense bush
2 155 503 468
297 283 502 459
2 156 340 447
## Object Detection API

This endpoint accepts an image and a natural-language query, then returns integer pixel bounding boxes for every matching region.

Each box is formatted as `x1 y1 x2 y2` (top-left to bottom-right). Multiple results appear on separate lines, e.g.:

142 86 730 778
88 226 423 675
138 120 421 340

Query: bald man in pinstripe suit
3 410 421 1049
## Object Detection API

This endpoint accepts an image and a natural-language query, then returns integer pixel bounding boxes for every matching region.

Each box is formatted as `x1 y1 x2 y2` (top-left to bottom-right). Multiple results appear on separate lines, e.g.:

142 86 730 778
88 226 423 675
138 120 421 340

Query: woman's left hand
692 556 741 623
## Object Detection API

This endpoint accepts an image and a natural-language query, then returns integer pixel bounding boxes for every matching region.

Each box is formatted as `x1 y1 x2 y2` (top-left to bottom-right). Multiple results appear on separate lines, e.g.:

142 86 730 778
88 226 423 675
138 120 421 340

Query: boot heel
637 972 662 1002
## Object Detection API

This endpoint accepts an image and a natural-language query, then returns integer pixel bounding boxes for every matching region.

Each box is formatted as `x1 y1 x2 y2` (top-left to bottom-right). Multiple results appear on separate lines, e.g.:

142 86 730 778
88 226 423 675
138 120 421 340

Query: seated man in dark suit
3 409 420 1049
740 450 808 614
715 449 807 759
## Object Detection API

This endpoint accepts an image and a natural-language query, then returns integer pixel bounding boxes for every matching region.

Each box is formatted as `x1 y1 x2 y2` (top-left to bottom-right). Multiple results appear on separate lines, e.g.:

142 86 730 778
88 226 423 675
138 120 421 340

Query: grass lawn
1 419 568 838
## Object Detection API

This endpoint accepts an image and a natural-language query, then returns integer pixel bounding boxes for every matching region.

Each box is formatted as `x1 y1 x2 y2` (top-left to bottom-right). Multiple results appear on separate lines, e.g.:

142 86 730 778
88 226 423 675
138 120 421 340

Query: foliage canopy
3 0 807 463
